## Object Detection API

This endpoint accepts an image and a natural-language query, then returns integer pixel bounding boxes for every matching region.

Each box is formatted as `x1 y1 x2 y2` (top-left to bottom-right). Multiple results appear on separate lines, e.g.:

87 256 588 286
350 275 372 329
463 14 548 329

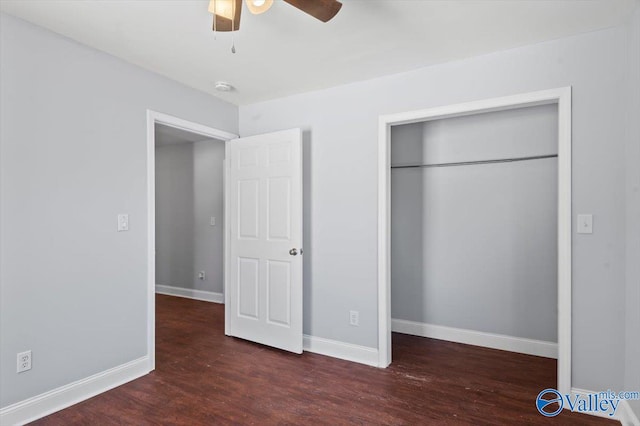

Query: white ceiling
1 0 637 105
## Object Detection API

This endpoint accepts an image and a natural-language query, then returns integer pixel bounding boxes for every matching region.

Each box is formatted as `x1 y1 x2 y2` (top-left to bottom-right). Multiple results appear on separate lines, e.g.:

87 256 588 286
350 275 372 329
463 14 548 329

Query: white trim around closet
377 87 572 396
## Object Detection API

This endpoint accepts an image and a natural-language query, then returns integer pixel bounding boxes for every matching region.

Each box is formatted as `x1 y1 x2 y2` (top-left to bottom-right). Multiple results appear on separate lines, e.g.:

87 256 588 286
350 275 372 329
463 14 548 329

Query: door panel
238 257 260 319
226 128 303 353
238 180 259 239
267 177 291 240
267 260 291 326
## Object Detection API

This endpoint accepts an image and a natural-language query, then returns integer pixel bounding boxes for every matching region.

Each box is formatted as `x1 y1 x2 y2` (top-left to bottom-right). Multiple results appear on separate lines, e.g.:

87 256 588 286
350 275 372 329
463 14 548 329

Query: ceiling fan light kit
246 0 274 15
208 0 342 33
209 0 242 32
208 0 342 53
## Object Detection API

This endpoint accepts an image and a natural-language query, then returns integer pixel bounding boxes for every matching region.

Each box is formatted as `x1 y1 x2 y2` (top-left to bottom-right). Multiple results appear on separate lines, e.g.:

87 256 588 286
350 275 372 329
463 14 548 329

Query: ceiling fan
208 0 343 32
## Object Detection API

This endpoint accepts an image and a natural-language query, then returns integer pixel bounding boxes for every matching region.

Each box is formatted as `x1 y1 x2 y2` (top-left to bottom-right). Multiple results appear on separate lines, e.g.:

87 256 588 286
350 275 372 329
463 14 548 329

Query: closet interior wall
390 104 559 344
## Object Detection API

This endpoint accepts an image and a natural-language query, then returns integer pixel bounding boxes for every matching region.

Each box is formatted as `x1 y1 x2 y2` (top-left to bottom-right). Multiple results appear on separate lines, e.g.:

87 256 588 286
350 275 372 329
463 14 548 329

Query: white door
225 128 303 353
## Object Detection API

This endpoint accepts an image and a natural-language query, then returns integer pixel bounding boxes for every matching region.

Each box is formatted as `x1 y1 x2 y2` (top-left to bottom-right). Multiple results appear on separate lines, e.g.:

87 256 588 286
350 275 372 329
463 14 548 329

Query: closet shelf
391 154 558 169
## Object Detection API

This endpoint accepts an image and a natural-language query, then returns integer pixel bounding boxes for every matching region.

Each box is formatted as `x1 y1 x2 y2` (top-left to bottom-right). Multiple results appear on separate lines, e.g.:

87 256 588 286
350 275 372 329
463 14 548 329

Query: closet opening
377 88 572 395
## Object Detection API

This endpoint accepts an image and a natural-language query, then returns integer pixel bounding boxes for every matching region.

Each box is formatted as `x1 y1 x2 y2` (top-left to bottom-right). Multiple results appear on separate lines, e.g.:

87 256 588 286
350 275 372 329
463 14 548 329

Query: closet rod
391 154 558 169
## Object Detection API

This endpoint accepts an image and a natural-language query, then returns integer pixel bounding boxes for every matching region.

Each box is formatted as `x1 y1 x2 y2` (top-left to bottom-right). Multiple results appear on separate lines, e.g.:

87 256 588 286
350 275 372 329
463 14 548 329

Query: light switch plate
577 214 593 234
210 217 216 227
117 214 129 232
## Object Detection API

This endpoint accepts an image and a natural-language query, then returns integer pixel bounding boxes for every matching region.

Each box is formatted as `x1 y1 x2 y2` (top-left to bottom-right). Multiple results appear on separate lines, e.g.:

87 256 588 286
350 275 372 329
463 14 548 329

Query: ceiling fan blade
283 0 342 23
210 0 242 32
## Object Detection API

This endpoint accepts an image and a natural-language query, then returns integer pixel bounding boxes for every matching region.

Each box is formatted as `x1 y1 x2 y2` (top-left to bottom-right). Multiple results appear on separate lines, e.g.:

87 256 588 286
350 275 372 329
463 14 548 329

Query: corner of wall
625 6 640 424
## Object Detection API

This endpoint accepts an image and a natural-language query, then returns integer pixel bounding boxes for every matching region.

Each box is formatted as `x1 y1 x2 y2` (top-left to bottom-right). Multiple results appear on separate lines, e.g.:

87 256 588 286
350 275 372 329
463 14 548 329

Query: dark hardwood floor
33 295 613 425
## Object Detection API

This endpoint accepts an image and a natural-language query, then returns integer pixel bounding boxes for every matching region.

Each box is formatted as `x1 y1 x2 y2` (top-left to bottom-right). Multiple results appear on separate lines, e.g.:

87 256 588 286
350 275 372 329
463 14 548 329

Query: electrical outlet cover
349 310 359 326
17 350 31 373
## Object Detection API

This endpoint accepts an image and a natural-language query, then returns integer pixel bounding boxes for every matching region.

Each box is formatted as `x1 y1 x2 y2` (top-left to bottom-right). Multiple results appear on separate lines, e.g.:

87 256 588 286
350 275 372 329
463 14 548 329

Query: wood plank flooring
32 295 613 425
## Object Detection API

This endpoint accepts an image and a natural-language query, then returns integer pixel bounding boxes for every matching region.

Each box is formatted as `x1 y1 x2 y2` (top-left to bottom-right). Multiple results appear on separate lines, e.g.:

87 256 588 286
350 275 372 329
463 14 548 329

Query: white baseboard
156 284 224 304
569 388 640 425
391 318 558 359
619 400 640 426
303 335 378 367
0 356 150 426
570 388 619 421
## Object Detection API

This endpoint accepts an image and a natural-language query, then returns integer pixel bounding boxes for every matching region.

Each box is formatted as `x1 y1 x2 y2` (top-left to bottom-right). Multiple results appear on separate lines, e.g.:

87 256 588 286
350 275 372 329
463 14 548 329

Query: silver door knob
289 248 298 256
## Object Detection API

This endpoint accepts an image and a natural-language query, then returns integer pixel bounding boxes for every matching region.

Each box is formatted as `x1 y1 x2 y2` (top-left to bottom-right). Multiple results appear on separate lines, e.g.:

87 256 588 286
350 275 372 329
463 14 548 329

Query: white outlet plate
349 310 359 326
210 217 216 227
198 271 206 280
17 350 31 373
117 214 129 232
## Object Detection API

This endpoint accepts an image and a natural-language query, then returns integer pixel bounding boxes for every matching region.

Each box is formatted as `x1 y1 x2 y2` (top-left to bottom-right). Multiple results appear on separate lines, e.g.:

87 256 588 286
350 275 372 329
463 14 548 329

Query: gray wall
155 140 225 294
625 5 640 418
156 143 195 289
240 25 630 392
0 13 237 408
193 140 225 294
390 105 558 342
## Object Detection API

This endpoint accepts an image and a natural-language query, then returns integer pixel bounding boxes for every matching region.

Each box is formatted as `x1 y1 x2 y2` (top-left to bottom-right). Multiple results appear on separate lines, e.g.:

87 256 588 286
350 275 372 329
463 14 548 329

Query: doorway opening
377 88 572 395
146 111 238 370
155 124 226 302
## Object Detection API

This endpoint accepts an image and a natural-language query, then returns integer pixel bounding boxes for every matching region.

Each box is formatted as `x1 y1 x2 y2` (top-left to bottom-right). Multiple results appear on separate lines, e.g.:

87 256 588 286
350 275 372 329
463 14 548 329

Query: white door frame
146 110 238 371
377 87 572 395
